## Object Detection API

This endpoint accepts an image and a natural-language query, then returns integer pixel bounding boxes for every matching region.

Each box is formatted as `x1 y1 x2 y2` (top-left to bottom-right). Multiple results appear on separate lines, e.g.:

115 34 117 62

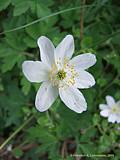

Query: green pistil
56 70 66 80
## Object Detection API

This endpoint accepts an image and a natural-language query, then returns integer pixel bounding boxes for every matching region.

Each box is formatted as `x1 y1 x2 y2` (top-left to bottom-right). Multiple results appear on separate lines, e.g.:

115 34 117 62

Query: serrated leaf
12 1 30 16
21 77 31 95
0 0 11 11
24 36 37 48
37 4 51 17
2 53 22 72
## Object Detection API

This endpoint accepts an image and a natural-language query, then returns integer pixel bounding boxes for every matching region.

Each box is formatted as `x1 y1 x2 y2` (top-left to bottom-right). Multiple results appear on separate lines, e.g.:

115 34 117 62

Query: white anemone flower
22 35 96 113
99 95 120 123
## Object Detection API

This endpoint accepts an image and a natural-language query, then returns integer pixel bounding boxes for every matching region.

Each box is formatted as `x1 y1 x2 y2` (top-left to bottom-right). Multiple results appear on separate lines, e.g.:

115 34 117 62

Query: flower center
48 58 78 88
56 70 66 80
111 105 120 114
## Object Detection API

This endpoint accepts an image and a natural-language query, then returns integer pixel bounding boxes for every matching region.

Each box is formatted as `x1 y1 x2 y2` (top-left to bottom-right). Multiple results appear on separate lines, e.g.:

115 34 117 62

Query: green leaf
99 134 112 152
21 77 31 95
105 52 120 74
12 147 23 158
1 53 23 73
92 114 100 125
97 77 108 87
23 36 37 48
12 0 30 16
0 83 4 91
25 23 41 39
79 143 97 155
0 0 11 11
28 126 57 143
37 4 51 18
81 37 93 49
5 33 27 51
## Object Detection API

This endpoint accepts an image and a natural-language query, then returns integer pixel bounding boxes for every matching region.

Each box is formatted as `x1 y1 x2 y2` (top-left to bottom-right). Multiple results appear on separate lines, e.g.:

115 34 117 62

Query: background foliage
0 0 120 159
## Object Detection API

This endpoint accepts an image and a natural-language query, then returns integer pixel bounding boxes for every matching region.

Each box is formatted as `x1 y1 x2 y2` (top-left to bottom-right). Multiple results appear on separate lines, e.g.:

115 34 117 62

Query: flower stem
97 124 105 135
46 111 54 127
80 0 86 41
0 115 34 150
0 5 96 35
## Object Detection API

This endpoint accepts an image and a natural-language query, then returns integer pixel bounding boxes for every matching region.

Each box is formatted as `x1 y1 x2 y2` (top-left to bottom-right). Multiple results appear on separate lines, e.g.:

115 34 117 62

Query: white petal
99 104 108 110
37 36 55 67
116 115 120 123
35 82 58 112
59 87 87 113
55 35 74 69
100 109 109 117
74 70 95 89
108 114 117 123
69 53 96 70
22 61 49 83
106 95 115 107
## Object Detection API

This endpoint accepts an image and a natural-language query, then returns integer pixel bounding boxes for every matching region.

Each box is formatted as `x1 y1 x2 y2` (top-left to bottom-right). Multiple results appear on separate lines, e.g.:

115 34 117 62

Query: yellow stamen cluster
48 57 78 88
65 63 78 86
111 105 120 114
49 64 59 86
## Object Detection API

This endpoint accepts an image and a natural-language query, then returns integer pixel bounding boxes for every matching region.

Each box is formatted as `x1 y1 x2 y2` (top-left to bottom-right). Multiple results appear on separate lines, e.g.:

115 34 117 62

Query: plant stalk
0 115 34 150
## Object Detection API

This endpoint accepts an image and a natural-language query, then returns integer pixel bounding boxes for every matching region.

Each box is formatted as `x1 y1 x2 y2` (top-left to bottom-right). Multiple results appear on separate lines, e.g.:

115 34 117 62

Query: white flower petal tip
108 115 117 123
22 61 49 83
63 35 74 41
35 82 58 112
37 36 55 67
90 53 97 64
99 104 108 110
55 34 74 69
106 95 115 107
37 36 53 47
59 87 87 113
99 96 120 123
100 110 109 117
65 35 74 46
70 53 97 70
75 70 95 89
86 53 97 67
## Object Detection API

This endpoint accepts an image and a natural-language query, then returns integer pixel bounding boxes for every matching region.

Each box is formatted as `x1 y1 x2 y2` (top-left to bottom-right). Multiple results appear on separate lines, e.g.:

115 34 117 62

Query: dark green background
0 0 120 159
